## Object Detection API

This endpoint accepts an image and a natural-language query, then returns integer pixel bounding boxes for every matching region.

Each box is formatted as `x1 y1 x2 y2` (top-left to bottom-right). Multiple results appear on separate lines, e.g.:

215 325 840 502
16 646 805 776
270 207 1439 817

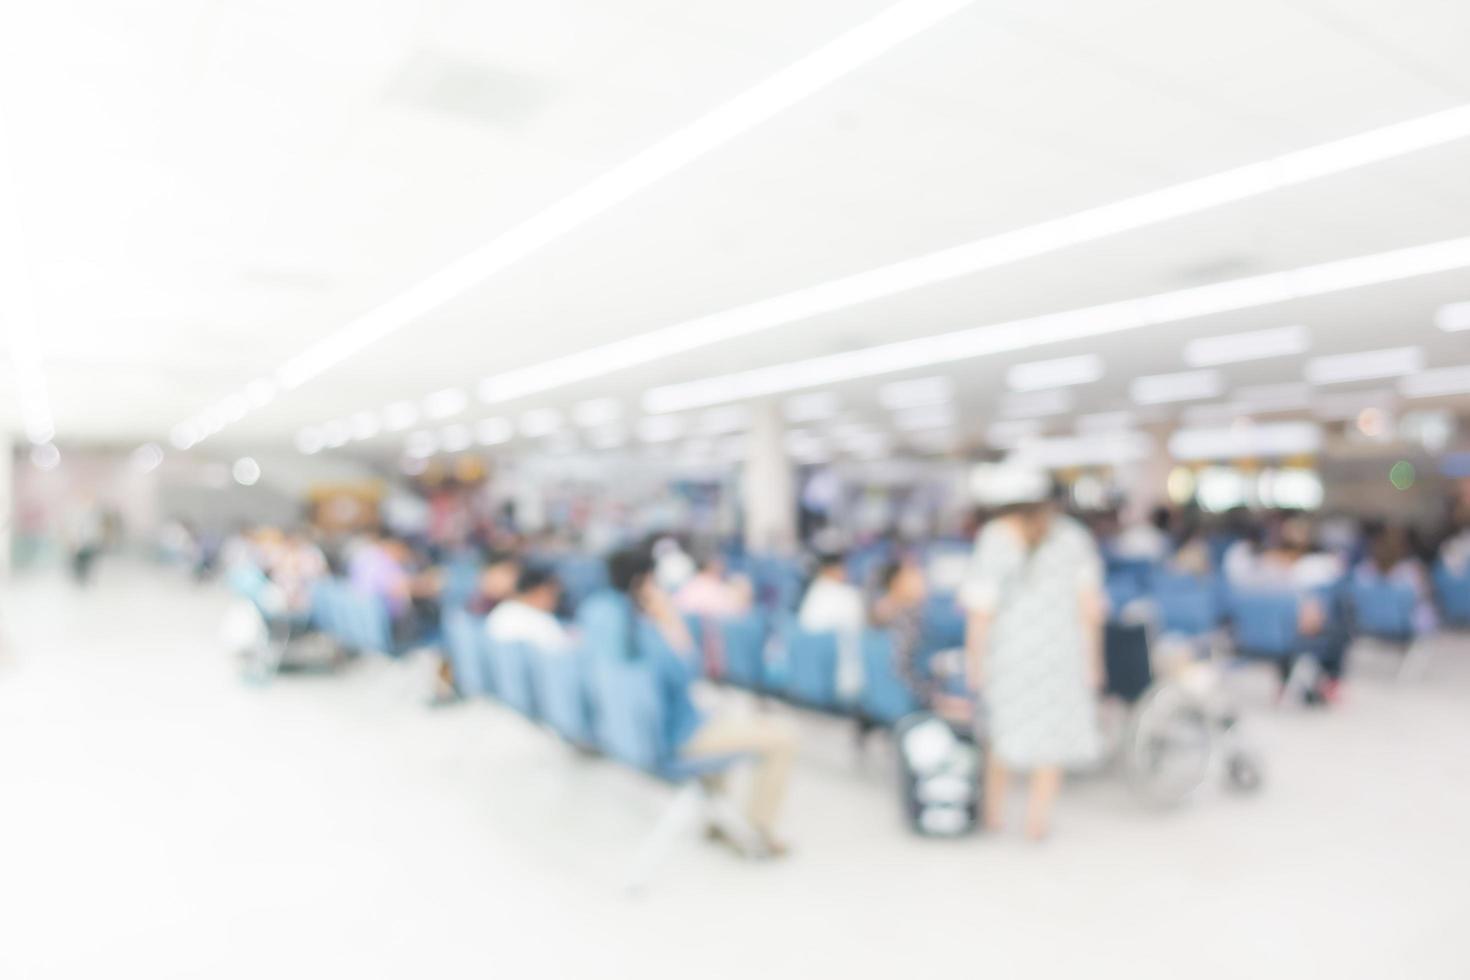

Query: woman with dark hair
584 547 798 856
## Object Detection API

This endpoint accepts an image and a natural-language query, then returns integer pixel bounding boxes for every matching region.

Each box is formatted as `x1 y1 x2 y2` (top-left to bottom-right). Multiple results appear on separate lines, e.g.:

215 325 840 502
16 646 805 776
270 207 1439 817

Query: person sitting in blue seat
1354 525 1437 635
871 558 932 700
1225 516 1349 705
594 547 798 857
487 565 572 653
798 551 866 702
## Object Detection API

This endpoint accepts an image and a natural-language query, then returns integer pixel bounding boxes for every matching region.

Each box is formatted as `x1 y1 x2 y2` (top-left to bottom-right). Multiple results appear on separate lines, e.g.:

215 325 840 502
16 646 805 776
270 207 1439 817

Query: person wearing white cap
961 464 1105 841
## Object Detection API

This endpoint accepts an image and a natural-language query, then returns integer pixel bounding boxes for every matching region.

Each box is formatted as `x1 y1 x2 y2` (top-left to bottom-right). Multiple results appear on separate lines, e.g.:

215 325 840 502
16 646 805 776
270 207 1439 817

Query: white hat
970 463 1051 507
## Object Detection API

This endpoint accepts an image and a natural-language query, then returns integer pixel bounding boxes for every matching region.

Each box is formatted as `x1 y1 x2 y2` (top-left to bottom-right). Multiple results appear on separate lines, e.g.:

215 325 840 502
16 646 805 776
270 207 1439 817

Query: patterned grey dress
961 514 1102 769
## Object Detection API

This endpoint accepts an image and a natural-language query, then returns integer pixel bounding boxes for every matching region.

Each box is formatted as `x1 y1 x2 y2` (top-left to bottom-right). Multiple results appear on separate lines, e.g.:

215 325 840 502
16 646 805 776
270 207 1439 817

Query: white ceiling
4 0 1470 458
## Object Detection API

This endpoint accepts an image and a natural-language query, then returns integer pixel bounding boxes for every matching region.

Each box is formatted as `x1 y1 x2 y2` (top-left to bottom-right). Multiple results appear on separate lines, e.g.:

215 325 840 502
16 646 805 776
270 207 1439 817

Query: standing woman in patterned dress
961 466 1106 841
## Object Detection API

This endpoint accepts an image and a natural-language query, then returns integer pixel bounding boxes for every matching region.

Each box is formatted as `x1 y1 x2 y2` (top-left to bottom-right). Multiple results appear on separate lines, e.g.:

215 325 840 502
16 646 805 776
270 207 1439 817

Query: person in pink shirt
675 552 752 619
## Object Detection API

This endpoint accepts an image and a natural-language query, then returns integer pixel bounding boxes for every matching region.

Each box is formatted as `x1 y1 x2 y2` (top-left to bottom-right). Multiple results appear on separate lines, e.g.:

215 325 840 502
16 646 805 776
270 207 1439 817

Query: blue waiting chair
720 614 768 691
1229 591 1316 704
582 645 757 890
1155 571 1222 639
531 645 595 747
781 624 839 709
858 630 919 727
442 607 490 697
486 638 538 719
1349 578 1432 680
1434 562 1470 626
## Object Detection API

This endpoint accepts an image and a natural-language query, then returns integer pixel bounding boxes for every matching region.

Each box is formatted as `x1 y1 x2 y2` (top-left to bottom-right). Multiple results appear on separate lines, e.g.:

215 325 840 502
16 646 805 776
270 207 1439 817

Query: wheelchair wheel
1123 683 1213 807
1225 752 1264 794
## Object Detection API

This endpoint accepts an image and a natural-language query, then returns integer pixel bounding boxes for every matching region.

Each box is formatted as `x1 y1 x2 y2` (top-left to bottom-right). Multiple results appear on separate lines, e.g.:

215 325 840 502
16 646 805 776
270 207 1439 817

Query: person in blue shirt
587 547 798 856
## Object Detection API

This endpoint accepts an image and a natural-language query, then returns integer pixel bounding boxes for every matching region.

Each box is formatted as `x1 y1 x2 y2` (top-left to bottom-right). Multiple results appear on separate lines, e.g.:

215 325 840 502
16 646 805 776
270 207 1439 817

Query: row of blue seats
688 615 921 726
1109 563 1470 642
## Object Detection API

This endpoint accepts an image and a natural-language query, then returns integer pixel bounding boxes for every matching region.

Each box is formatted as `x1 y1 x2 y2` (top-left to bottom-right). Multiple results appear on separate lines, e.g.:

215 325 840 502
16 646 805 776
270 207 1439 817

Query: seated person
1226 516 1348 704
266 528 328 618
486 566 572 652
675 552 752 619
1355 525 1437 635
798 551 865 701
347 532 411 620
469 551 520 616
588 548 797 857
871 558 931 696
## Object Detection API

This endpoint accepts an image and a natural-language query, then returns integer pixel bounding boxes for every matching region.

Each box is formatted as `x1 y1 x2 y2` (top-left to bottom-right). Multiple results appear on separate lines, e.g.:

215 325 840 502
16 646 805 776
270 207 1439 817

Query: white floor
2 563 1468 979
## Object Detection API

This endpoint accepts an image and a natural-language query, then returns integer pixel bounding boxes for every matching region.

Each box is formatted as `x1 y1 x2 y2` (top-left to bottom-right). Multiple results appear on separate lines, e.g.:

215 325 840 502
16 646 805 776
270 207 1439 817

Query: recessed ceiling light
476 417 514 445
1169 421 1321 460
1304 346 1423 385
321 419 351 448
1183 324 1310 366
405 430 438 458
784 390 840 422
637 415 685 443
383 401 419 432
350 411 380 441
1000 389 1073 419
1232 382 1313 412
1006 354 1104 391
892 403 957 431
572 397 622 427
1010 431 1152 468
1075 410 1134 433
519 408 562 438
879 375 953 409
1130 370 1224 405
423 387 467 420
1401 365 1470 399
295 428 324 455
1434 301 1470 332
232 457 261 487
440 423 472 452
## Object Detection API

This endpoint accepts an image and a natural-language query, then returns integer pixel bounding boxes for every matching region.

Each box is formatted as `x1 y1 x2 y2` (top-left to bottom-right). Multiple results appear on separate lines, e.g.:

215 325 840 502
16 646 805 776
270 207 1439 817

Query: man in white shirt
486 566 571 653
797 552 866 700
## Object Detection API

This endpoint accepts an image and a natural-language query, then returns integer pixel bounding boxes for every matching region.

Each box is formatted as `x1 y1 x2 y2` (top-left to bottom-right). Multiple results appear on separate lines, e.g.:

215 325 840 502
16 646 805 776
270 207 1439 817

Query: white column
0 435 11 580
741 401 796 553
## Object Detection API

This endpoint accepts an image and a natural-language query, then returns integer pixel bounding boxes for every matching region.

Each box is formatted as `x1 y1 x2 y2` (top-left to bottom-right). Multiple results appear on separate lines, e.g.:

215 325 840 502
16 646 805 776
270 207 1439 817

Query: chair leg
625 783 705 894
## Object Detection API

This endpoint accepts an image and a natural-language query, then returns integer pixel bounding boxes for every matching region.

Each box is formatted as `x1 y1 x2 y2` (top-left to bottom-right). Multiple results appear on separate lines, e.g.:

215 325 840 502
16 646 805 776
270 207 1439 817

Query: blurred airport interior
4 1 1470 977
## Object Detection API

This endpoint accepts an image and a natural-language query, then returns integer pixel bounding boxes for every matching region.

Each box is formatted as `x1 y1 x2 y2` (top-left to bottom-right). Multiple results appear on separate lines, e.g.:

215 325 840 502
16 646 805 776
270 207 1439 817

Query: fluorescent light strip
1001 388 1073 418
644 236 1470 411
478 103 1470 404
1401 366 1470 399
879 375 953 409
1075 410 1134 434
1131 369 1224 405
171 0 974 446
1183 324 1310 366
1304 346 1423 384
1006 354 1104 391
1169 421 1321 461
1435 300 1470 332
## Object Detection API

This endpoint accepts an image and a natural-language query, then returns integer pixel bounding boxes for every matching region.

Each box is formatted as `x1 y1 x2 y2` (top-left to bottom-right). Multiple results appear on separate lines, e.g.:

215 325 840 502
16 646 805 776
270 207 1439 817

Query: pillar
741 401 796 553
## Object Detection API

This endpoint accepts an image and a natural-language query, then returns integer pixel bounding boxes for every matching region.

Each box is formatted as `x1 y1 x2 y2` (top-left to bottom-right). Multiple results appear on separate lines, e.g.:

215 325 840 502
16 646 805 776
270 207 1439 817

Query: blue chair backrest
720 613 768 690
351 590 393 655
556 556 610 613
311 579 344 637
1155 572 1220 636
1230 591 1300 657
531 645 594 746
442 607 489 697
919 596 966 655
1106 574 1145 620
584 647 665 773
859 629 919 726
1434 562 1470 625
487 638 538 717
440 554 482 611
1350 579 1417 640
747 555 805 611
782 624 839 708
